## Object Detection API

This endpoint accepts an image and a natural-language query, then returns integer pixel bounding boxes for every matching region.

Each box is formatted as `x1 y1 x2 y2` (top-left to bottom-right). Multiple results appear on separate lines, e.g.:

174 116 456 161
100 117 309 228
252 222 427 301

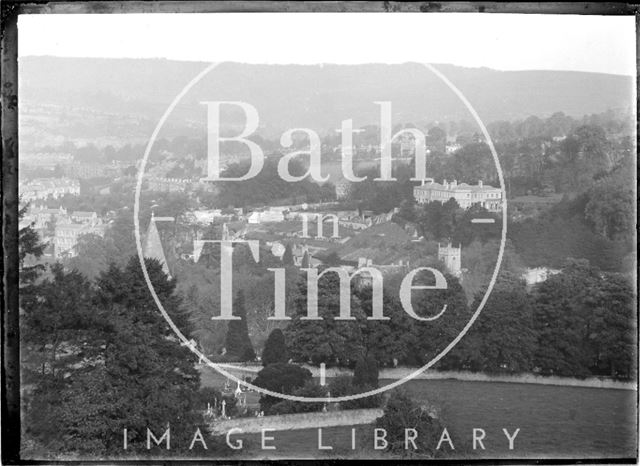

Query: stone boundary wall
209 408 383 435
211 364 636 391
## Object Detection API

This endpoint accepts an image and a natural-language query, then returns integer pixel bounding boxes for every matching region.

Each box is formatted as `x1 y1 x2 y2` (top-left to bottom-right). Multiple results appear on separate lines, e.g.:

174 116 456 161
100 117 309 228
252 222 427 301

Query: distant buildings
70 211 99 225
21 204 106 259
54 220 106 258
21 178 80 202
247 208 286 224
146 177 191 193
413 178 502 212
64 162 119 179
20 152 73 170
522 267 560 286
24 205 69 230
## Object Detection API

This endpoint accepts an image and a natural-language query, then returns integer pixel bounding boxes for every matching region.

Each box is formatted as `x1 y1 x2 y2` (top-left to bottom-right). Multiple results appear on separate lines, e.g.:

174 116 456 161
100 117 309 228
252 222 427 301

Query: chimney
452 180 457 187
478 180 483 187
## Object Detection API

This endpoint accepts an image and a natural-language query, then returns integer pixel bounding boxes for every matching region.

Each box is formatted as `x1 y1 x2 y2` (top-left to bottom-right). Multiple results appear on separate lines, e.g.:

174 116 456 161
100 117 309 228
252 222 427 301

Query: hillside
19 56 633 141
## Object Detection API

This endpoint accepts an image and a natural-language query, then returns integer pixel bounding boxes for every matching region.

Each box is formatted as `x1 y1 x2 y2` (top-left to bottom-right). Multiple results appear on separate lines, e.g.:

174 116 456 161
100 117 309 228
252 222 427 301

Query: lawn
200 366 637 460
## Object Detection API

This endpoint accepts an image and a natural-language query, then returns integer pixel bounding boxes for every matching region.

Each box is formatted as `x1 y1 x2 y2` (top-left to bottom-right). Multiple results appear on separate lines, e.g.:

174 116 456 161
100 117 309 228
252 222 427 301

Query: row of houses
20 178 80 203
146 177 216 193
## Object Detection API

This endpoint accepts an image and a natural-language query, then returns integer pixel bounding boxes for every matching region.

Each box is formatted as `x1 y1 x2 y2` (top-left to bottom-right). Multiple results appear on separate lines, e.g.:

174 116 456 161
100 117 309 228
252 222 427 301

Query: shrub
328 375 383 410
375 389 444 458
270 381 327 414
242 346 256 362
252 363 312 414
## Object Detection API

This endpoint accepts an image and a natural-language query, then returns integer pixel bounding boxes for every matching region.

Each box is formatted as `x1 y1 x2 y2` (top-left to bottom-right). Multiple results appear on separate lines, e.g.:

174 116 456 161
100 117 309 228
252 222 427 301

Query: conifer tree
262 328 288 366
282 243 294 266
224 290 255 361
301 250 311 268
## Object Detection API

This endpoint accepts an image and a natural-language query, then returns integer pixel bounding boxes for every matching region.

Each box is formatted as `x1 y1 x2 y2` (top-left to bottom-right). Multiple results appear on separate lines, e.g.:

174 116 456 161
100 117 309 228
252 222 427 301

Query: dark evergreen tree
23 256 204 456
252 363 312 414
262 328 289 366
19 204 46 288
281 244 294 266
301 250 311 268
224 290 255 361
284 272 365 366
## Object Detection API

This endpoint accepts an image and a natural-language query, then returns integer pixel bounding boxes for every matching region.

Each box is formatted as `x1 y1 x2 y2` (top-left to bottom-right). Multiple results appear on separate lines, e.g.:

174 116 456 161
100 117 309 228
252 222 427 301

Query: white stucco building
413 178 502 212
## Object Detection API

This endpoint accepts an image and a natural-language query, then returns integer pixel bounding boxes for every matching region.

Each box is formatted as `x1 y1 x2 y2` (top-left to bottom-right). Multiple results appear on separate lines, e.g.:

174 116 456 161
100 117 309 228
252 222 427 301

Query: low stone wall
210 364 636 391
401 369 636 391
209 408 383 435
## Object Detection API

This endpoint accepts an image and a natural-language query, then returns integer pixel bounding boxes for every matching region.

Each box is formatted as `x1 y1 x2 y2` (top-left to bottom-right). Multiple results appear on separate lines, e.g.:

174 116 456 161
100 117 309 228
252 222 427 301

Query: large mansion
413 178 502 212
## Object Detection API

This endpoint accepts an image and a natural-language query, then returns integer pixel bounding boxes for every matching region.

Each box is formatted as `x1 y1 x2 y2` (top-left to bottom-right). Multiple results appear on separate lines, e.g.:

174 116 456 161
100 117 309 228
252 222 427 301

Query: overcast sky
18 13 636 75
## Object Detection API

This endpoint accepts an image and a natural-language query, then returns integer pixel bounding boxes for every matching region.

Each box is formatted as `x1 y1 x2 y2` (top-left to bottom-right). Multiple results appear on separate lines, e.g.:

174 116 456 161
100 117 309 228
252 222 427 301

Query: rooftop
415 179 499 192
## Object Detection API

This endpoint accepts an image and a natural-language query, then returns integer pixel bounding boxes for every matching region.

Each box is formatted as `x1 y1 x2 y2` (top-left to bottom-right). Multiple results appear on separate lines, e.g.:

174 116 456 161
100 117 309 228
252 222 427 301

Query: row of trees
253 326 382 415
215 158 335 208
278 261 635 380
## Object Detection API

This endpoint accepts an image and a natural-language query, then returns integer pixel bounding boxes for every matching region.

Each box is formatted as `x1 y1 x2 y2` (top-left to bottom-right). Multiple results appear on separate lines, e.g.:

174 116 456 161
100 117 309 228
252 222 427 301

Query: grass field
200 366 637 460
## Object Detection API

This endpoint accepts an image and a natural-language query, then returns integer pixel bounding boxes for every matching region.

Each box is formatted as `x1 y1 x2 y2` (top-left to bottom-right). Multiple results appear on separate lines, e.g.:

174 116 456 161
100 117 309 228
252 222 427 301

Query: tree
530 259 634 378
453 273 536 373
394 199 416 225
353 355 379 387
262 328 289 366
281 243 294 266
586 273 636 379
19 204 46 287
327 375 382 410
301 251 311 269
407 273 469 368
252 363 312 414
417 198 459 241
23 257 204 455
224 290 255 361
21 264 97 378
284 272 365 366
356 288 413 367
584 181 634 241
270 380 327 414
375 390 445 458
66 233 111 279
556 125 611 190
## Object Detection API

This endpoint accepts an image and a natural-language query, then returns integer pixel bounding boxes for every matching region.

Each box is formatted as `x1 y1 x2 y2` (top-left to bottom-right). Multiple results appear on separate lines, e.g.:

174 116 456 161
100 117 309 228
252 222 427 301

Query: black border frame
1 1 638 464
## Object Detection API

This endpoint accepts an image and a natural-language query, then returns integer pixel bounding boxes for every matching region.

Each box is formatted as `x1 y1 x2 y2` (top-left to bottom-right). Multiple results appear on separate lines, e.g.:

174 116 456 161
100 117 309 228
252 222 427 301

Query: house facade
413 178 502 212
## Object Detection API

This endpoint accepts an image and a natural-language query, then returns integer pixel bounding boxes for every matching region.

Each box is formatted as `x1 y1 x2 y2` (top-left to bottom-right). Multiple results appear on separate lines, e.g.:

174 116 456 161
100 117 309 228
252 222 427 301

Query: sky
18 13 636 75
